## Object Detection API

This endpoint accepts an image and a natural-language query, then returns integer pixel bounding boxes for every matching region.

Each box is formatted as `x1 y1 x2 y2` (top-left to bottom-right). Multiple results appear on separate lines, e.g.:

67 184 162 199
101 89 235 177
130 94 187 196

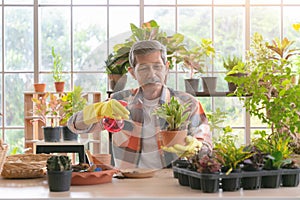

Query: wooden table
0 169 299 199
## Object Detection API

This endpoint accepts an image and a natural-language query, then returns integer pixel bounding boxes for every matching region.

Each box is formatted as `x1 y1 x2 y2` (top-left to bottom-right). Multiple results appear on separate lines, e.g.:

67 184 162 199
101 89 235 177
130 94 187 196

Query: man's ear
128 67 136 80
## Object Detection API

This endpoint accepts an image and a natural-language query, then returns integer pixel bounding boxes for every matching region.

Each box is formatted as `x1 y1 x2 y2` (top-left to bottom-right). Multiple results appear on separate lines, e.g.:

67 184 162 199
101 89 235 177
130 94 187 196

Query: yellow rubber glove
83 99 130 125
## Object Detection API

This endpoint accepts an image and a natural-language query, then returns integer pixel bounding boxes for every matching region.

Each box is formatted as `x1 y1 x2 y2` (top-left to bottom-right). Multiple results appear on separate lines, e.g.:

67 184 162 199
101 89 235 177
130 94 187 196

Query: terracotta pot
33 83 46 92
54 81 65 92
159 130 188 147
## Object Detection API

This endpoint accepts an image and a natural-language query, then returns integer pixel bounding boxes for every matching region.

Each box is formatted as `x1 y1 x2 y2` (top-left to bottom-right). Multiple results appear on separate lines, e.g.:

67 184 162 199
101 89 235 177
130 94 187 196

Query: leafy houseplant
31 92 63 142
223 55 246 92
46 155 72 192
214 126 254 175
152 96 191 147
52 46 65 92
227 32 300 154
60 86 87 141
181 39 216 94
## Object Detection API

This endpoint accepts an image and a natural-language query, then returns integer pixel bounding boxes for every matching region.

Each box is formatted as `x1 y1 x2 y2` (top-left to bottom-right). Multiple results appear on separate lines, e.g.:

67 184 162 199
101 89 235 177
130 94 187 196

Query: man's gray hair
129 40 167 68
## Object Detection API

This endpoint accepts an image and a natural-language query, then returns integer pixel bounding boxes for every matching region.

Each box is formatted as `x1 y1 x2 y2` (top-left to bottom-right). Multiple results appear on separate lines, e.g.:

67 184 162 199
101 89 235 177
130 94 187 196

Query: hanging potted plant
180 38 216 94
52 46 65 93
31 92 63 142
152 96 191 147
46 155 72 192
60 85 87 141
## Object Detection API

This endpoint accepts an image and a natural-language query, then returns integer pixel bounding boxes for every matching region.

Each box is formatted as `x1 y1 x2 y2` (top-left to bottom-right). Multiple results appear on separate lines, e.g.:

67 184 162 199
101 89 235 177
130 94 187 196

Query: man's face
129 51 169 90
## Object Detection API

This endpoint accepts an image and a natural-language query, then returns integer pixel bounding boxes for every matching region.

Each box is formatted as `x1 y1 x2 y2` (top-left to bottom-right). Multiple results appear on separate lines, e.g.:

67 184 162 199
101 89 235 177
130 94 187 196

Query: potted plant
228 33 300 154
60 85 87 141
46 155 72 192
252 130 293 188
105 19 186 91
31 92 63 142
52 46 65 92
33 83 46 93
223 55 246 92
180 38 215 94
214 126 254 191
152 96 191 147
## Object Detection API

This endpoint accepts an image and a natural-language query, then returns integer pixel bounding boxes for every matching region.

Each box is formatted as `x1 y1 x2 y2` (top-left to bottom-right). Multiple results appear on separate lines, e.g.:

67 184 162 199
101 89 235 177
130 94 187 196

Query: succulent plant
46 155 72 171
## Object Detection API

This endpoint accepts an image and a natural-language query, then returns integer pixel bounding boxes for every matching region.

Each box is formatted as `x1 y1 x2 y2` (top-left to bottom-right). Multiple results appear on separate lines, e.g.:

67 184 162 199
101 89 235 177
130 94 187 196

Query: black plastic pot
261 169 281 188
43 126 61 142
47 170 72 192
241 170 262 190
171 159 189 178
281 168 300 187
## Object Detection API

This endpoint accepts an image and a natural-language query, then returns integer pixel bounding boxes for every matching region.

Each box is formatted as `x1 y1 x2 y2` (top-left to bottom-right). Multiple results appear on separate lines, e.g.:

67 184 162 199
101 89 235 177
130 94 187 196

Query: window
1 0 299 154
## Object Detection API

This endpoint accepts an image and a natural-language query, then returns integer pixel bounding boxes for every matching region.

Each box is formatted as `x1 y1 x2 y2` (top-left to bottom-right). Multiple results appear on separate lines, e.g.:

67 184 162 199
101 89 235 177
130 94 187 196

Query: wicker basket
0 143 9 174
1 154 52 179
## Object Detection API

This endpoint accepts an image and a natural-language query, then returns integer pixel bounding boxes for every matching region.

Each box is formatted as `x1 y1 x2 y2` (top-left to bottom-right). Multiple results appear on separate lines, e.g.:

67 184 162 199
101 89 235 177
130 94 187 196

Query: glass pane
283 6 300 46
39 7 71 71
250 0 281 4
214 0 244 4
177 0 212 4
109 7 139 38
284 0 300 4
74 73 106 93
250 6 280 40
214 7 245 71
5 129 24 155
73 0 107 5
109 0 139 5
0 76 2 126
4 7 33 71
73 7 107 71
144 0 175 5
5 73 33 126
144 7 176 35
4 0 33 4
39 0 71 4
178 7 212 41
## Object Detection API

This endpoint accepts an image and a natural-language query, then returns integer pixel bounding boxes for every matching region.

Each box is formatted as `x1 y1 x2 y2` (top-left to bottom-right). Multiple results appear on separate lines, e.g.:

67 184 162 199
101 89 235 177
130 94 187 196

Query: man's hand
83 99 130 125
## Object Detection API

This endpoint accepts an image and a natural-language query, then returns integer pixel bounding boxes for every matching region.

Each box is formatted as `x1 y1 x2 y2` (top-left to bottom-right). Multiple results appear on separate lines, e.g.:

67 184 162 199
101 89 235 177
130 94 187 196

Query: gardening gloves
82 99 130 125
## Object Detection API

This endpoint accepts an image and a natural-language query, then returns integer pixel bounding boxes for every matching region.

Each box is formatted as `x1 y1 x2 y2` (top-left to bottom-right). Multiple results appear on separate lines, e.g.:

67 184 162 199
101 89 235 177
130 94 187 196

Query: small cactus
46 155 72 171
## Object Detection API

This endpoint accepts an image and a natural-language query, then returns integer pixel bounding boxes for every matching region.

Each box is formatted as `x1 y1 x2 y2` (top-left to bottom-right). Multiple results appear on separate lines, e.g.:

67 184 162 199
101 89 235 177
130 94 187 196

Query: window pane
178 7 212 41
40 7 71 71
0 9 2 72
214 7 245 71
284 0 300 4
5 73 33 126
250 6 280 40
144 0 175 5
177 0 212 5
109 0 139 5
4 0 33 4
250 0 281 4
73 0 106 5
4 7 33 71
39 0 71 5
73 7 107 71
283 6 300 46
74 73 106 93
109 7 139 38
144 7 176 35
214 0 245 5
6 129 24 155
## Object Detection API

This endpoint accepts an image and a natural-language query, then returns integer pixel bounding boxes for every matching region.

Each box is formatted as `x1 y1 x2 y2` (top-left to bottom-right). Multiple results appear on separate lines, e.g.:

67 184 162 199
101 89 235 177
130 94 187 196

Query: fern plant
152 96 191 131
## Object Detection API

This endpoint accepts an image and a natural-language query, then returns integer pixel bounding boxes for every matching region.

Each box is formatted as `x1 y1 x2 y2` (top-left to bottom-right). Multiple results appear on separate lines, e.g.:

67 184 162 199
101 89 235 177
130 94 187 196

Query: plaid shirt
68 85 212 168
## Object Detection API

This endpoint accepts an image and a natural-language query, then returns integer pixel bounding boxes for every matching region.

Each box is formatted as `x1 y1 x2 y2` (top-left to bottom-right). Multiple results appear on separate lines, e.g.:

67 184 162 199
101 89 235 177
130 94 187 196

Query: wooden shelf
24 91 102 154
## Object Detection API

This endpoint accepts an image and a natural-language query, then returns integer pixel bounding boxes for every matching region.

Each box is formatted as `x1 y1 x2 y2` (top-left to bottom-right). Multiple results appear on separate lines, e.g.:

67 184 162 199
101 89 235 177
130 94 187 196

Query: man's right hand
83 99 130 125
